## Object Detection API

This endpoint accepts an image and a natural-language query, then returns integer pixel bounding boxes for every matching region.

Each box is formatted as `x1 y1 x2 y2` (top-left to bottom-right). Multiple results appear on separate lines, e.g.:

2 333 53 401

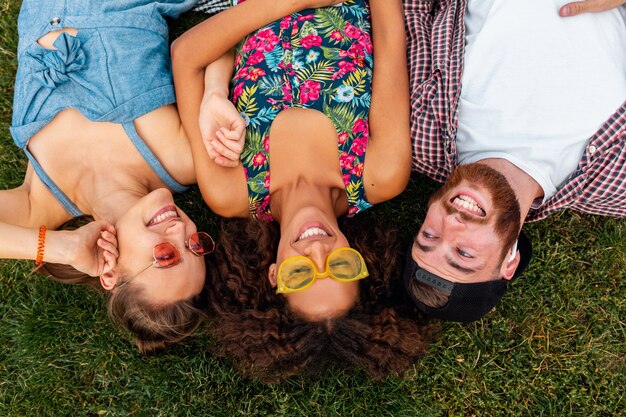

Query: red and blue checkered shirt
405 0 626 221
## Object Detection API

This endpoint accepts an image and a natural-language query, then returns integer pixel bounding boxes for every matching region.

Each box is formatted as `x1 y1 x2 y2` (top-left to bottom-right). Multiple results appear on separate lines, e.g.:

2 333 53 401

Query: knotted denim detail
27 33 85 88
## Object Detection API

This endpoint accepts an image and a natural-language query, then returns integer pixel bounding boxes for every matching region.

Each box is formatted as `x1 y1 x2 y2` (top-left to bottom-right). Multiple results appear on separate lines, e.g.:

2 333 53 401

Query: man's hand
559 0 626 17
198 91 246 168
56 221 118 277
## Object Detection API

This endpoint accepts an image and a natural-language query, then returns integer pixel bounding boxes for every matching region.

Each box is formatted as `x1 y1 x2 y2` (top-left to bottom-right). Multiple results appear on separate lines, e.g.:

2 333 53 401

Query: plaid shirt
405 0 626 221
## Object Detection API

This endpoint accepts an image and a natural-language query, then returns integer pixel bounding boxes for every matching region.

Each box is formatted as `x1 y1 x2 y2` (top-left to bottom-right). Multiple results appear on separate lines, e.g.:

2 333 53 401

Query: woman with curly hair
205 218 436 381
173 0 412 322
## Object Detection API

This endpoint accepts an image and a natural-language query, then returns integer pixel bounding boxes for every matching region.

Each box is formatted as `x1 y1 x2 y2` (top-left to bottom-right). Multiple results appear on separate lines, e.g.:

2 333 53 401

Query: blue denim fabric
10 0 195 216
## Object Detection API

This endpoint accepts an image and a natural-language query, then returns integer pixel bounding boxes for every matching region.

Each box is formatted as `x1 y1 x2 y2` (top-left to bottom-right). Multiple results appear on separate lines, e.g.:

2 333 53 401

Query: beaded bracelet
34 225 46 267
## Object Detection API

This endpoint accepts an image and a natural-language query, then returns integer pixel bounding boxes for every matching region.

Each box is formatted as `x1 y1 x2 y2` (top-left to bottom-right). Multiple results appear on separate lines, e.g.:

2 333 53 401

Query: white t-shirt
456 0 626 202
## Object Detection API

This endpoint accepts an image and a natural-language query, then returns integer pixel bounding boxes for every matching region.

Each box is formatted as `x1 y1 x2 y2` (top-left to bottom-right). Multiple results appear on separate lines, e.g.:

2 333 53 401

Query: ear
268 263 277 288
499 250 521 281
99 268 122 291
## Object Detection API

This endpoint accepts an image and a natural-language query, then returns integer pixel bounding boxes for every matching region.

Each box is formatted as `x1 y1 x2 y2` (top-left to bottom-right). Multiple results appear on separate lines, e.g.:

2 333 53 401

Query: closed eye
457 249 473 259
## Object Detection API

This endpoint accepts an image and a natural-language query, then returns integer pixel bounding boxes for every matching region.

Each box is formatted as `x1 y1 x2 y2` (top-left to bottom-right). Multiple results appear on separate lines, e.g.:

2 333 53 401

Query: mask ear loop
508 239 519 262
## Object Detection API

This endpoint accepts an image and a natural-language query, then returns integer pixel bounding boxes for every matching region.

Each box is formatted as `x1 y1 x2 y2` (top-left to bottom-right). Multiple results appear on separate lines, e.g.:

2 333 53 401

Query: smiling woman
0 0 214 352
205 218 436 381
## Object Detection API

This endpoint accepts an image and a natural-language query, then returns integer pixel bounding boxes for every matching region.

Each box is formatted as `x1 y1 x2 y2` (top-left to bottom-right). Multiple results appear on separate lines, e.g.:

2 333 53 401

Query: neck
271 180 342 227
476 158 544 223
88 184 149 225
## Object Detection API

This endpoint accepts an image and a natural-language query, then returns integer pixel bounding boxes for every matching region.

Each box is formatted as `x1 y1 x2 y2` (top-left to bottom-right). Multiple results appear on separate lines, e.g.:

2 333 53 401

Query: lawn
0 1 624 416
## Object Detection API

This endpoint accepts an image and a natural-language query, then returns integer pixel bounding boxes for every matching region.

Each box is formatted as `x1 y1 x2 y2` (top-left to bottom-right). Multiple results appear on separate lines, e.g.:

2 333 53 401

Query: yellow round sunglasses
276 247 369 294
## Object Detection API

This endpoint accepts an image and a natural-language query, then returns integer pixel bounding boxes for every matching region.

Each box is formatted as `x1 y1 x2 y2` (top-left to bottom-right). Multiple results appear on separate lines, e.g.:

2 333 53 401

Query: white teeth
452 195 485 216
151 210 178 225
297 227 328 241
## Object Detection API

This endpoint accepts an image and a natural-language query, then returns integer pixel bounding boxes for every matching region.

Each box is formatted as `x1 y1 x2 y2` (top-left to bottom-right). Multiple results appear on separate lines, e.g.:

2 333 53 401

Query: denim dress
10 0 196 216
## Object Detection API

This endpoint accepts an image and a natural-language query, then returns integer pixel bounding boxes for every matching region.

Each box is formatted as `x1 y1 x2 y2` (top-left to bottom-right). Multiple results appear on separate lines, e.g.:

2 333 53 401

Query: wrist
44 230 77 265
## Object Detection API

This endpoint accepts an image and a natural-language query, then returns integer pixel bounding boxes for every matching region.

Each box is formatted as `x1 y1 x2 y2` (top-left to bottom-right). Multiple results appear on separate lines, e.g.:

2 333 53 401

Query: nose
302 240 331 272
162 219 187 241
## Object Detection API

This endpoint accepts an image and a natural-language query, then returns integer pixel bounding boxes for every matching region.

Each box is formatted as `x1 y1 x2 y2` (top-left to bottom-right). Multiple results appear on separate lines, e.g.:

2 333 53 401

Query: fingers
559 0 624 16
97 236 119 258
207 126 246 167
101 250 117 274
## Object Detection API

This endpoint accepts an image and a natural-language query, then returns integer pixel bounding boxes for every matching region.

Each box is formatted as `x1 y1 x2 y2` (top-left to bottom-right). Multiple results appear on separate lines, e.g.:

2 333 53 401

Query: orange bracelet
35 225 46 267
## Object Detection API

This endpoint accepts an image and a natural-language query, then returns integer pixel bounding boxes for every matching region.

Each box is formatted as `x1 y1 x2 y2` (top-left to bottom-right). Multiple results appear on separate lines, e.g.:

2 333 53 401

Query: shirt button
588 145 597 154
50 17 61 26
282 34 290 42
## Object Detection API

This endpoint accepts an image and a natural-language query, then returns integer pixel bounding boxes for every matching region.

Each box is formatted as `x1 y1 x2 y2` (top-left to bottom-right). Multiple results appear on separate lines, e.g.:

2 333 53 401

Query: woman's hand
559 0 626 16
54 221 118 277
199 91 246 168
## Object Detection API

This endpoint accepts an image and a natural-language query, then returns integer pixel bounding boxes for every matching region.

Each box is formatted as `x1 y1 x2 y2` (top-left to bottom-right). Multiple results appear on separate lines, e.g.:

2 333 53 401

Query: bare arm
0 221 118 276
171 0 342 216
363 0 412 203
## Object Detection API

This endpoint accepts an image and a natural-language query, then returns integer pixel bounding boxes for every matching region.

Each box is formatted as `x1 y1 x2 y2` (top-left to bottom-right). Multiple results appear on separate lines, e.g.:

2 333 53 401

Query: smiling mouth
451 194 486 217
296 225 331 242
147 205 180 226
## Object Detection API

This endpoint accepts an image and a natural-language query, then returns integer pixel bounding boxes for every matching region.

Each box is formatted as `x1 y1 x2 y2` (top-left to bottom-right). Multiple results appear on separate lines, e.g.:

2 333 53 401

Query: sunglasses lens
153 242 181 267
188 232 215 255
280 259 314 290
329 249 365 280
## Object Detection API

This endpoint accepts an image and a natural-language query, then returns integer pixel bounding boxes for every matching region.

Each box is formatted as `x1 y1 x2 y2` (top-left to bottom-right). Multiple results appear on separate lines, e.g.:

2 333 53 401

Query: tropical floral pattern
232 0 373 221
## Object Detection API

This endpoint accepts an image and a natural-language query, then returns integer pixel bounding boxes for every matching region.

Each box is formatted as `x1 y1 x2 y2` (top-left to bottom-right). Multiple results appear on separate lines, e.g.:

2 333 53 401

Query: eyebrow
415 240 435 253
445 257 478 274
416 238 484 276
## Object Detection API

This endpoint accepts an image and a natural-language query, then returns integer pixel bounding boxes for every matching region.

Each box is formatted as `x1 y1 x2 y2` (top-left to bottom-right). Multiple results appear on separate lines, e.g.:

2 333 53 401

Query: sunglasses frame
116 232 215 289
275 247 369 294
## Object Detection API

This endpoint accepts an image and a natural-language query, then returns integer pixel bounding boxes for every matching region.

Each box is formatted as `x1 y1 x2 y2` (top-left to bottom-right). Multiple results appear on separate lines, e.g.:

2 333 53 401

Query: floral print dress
231 0 373 222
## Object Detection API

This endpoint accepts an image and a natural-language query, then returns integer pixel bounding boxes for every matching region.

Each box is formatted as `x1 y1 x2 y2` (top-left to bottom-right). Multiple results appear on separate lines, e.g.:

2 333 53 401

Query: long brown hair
40 262 206 354
206 218 437 382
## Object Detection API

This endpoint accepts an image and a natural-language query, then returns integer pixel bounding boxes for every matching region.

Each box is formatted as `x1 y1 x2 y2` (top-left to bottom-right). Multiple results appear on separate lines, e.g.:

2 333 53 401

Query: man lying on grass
403 0 626 321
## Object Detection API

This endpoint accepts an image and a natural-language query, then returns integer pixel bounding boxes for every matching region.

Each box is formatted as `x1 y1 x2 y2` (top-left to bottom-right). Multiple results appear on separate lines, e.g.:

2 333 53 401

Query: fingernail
561 6 571 16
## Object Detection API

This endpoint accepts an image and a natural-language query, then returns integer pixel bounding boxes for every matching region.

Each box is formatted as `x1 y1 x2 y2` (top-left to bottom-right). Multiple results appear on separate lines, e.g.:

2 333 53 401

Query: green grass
1 1 625 416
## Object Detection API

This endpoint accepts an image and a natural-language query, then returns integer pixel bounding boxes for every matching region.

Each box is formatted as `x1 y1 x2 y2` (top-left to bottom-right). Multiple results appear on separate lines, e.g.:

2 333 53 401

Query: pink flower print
300 35 323 49
330 30 344 41
280 16 292 30
252 152 267 166
263 136 270 152
243 167 249 180
291 23 300 36
348 206 359 216
235 53 243 67
246 67 266 81
358 33 373 54
350 136 367 157
256 29 279 52
282 41 292 50
246 51 265 66
348 44 365 59
343 174 351 187
232 82 244 102
257 195 274 222
263 172 271 189
352 118 368 134
242 35 259 53
282 83 293 102
338 60 356 73
338 132 349 145
297 14 314 22
235 66 250 80
350 162 364 177
344 23 361 39
300 80 321 104
340 152 356 170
